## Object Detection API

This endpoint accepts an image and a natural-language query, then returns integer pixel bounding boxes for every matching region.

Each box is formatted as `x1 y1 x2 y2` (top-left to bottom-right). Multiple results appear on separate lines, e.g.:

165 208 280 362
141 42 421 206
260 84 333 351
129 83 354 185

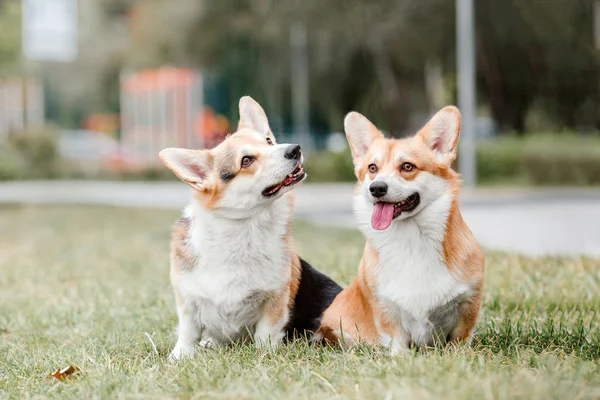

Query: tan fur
170 217 195 274
184 131 271 209
319 106 484 350
443 202 485 342
165 126 304 340
319 243 379 344
284 193 302 313
357 136 455 183
265 288 290 325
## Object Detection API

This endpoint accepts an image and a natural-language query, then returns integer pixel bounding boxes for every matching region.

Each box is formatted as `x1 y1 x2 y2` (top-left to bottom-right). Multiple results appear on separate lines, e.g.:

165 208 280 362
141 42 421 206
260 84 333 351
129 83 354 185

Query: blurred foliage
0 0 597 135
476 0 598 133
306 135 600 186
2 132 600 186
0 130 179 181
0 0 21 76
0 148 20 180
520 138 600 185
184 0 456 134
304 149 356 183
1 130 61 179
181 0 598 135
476 135 600 185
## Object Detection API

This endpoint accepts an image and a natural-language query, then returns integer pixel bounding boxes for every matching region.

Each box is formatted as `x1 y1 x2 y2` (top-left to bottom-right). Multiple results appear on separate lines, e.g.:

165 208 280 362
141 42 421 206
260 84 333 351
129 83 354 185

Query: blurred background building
0 0 598 185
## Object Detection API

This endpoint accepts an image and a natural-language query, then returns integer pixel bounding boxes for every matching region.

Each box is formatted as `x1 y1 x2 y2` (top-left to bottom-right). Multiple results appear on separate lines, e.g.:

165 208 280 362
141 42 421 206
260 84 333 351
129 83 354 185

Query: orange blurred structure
82 113 120 136
119 67 230 165
197 107 230 148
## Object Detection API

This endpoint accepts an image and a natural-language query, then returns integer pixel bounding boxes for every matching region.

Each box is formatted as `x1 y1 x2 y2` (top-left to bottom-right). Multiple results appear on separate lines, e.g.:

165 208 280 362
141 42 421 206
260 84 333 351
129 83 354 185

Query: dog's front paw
255 338 276 350
254 332 283 351
389 336 411 357
168 344 195 362
198 338 215 348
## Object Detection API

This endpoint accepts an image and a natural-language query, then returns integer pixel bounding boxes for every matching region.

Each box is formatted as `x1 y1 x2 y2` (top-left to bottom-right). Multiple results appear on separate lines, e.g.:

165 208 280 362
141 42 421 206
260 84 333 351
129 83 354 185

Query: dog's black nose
369 181 388 198
284 144 301 160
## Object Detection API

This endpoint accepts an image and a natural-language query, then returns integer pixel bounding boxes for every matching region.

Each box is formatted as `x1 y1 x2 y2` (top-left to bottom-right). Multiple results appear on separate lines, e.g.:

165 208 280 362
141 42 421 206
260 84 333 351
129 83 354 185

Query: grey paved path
1 181 599 257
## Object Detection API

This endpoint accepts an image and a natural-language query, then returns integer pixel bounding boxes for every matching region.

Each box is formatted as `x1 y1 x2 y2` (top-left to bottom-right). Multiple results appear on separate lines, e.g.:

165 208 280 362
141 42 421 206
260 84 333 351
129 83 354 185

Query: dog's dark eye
401 162 415 172
266 137 273 145
368 164 378 173
241 156 254 168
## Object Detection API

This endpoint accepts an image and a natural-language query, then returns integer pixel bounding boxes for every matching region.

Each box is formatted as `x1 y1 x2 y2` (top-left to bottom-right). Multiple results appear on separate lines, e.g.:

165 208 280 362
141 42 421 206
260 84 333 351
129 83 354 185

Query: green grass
0 205 599 399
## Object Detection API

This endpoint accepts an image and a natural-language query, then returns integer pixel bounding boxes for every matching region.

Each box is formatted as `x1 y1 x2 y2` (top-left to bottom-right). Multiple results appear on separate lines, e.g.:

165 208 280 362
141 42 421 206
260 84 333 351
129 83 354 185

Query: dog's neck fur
355 189 470 324
356 191 454 258
185 194 293 274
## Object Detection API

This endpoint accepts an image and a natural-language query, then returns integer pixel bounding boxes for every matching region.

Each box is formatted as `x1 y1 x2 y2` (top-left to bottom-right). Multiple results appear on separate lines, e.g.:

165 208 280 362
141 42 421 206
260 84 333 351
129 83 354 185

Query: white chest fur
355 193 470 347
175 196 292 343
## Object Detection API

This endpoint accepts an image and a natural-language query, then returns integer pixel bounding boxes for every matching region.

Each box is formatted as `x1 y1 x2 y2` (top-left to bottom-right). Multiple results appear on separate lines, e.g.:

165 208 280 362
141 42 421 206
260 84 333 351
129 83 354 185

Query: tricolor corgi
318 107 484 354
160 96 341 361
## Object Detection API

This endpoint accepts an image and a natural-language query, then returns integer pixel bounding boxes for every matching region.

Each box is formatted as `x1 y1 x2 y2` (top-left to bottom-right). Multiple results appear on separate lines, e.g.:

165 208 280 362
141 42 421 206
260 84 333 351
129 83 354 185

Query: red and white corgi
160 96 341 361
318 107 485 354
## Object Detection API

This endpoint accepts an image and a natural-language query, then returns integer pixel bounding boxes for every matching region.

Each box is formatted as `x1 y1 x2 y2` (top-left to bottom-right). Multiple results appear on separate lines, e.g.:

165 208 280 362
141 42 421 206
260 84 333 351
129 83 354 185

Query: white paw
390 338 410 357
390 346 405 357
254 334 282 350
199 338 215 348
168 344 195 362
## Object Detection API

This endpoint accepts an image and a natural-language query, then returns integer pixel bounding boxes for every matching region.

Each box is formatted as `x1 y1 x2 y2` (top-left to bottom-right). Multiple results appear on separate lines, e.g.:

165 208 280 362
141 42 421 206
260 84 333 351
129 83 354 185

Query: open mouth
261 165 306 197
371 193 420 230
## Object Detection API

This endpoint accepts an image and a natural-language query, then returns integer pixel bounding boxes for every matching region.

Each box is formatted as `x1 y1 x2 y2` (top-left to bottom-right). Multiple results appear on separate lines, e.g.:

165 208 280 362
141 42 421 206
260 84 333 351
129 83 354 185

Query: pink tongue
371 202 395 230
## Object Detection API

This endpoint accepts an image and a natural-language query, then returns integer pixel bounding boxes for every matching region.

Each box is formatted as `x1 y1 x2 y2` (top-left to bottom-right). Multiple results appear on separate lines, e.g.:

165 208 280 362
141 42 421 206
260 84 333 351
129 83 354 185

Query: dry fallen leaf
47 365 84 382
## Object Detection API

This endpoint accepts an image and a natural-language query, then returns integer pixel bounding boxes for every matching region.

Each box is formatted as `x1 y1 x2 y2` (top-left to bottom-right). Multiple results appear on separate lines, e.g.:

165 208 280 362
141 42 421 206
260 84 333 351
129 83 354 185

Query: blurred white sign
22 0 78 62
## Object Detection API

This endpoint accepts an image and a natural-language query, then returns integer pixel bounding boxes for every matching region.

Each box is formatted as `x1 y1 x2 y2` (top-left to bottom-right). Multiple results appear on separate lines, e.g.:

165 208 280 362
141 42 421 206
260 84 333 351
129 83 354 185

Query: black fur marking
285 257 342 340
220 171 236 182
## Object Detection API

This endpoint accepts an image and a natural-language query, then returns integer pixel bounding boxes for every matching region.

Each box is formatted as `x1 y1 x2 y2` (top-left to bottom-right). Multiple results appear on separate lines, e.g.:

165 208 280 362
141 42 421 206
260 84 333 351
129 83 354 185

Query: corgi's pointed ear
238 96 270 136
419 106 461 164
159 148 212 190
344 112 384 162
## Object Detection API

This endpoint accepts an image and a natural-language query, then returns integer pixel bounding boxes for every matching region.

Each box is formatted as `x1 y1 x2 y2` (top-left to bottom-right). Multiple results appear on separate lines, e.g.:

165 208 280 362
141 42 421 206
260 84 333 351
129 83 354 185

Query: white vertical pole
119 70 128 157
194 72 204 149
594 1 600 130
185 74 194 148
290 21 310 149
158 69 168 150
169 87 177 147
146 79 154 164
457 0 476 187
172 82 180 148
133 78 141 163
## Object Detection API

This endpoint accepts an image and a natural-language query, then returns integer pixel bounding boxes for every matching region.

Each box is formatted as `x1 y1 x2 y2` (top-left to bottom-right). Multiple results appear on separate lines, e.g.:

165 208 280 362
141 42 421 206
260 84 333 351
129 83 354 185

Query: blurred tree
477 0 598 133
302 0 456 135
529 0 597 131
0 0 21 76
36 0 597 134
476 0 540 134
185 0 287 126
184 0 456 137
99 0 134 18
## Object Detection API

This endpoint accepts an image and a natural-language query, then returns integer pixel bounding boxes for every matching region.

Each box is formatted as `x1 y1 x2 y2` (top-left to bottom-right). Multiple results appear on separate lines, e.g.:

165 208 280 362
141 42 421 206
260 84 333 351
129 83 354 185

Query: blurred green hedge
304 148 356 183
476 135 600 185
2 133 599 186
0 131 179 181
305 134 600 186
0 131 61 180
